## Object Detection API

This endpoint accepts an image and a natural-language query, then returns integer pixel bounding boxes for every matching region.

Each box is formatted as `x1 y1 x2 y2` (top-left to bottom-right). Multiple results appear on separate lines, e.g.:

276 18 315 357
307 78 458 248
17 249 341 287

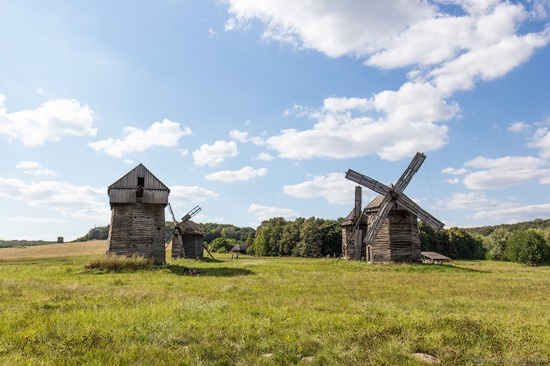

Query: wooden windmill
344 152 444 263
167 204 213 259
107 164 169 265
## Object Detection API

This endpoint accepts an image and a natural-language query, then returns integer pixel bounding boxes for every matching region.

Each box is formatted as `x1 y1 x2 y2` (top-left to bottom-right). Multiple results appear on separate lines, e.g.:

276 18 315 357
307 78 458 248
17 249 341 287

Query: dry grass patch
0 240 106 260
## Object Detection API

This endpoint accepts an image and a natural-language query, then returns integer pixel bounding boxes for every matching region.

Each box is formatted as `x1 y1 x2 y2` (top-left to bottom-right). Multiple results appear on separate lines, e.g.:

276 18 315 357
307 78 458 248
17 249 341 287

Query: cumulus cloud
257 152 274 161
464 156 550 189
16 161 55 176
169 185 218 206
283 173 358 204
0 177 108 222
192 140 239 167
444 156 550 190
226 1 550 161
205 166 268 182
441 167 468 175
473 202 550 221
88 119 191 158
508 121 530 133
12 216 67 224
441 191 501 211
531 123 550 159
0 95 97 146
229 129 264 145
267 84 457 161
247 203 298 222
225 0 436 58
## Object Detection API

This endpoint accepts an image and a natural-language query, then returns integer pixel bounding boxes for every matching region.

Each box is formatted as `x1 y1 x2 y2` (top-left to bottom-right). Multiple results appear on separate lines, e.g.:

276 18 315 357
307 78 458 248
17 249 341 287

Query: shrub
86 255 153 272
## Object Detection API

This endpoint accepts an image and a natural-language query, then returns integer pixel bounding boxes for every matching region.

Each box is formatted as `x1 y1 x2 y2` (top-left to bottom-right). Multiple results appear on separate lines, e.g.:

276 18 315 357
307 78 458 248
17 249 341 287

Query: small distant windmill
344 152 444 263
166 204 214 259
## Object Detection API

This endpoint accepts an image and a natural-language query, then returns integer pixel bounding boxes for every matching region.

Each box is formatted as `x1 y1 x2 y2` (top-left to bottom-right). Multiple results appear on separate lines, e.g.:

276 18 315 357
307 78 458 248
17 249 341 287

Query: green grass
0 254 549 365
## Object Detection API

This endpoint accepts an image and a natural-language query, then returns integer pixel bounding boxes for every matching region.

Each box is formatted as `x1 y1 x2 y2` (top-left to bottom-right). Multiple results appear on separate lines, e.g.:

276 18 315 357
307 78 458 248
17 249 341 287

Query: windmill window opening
138 177 144 187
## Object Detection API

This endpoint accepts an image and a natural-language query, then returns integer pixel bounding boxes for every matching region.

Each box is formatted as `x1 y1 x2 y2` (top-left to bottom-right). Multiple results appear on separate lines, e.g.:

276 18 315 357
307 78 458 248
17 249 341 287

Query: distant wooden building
231 243 247 254
421 251 452 264
341 186 368 260
364 195 421 263
107 164 169 265
172 220 204 259
57 236 64 244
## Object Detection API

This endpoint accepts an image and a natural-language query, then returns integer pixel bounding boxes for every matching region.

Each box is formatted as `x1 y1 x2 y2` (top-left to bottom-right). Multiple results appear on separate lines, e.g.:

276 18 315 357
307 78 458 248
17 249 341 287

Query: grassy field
0 244 549 365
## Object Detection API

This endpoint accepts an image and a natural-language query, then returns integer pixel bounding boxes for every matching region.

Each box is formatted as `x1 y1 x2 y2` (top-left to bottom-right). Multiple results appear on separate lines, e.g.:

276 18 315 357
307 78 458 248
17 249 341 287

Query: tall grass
0 255 548 365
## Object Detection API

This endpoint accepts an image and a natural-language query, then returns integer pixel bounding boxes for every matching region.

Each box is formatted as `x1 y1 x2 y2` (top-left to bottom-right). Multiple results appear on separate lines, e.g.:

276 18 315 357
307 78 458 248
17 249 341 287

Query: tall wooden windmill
344 152 444 263
107 163 169 265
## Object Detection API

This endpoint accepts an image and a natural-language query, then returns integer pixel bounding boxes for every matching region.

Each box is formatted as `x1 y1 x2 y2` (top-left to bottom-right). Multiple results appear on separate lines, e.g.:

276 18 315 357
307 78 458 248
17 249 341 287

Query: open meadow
0 242 549 365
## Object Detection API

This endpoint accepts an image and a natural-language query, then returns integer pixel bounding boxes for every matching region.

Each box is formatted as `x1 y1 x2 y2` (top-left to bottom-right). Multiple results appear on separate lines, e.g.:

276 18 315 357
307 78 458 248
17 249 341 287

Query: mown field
0 242 549 365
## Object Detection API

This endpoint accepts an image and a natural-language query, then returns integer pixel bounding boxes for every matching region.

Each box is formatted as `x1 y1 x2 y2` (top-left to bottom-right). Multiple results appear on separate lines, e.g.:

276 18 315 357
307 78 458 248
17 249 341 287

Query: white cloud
531 124 550 159
257 152 274 161
430 30 550 95
192 140 239 167
441 167 467 175
441 191 500 211
446 178 461 185
225 0 436 58
16 161 55 176
508 121 529 133
267 86 457 161
12 216 67 224
226 1 550 161
0 177 109 222
283 172 358 204
205 166 268 182
461 156 550 189
473 202 550 221
247 203 298 222
0 95 97 146
88 119 191 158
229 129 264 145
169 185 218 206
366 3 527 70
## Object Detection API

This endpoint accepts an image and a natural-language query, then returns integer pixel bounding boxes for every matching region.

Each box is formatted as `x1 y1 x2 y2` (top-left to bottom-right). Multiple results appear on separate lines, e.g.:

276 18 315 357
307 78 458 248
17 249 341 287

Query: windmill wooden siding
341 212 367 260
365 195 421 263
341 186 368 260
107 164 169 265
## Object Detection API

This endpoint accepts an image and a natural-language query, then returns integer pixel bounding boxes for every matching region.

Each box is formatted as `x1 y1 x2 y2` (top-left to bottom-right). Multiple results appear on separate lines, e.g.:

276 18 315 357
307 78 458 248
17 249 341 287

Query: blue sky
1 0 550 241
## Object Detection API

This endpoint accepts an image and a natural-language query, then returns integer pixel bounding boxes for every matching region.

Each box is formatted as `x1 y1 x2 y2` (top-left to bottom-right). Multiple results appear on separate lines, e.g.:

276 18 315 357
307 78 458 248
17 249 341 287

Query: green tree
504 230 550 265
419 222 440 253
483 227 509 260
209 237 237 253
437 227 485 259
295 218 323 258
253 218 286 256
320 219 342 257
278 218 304 256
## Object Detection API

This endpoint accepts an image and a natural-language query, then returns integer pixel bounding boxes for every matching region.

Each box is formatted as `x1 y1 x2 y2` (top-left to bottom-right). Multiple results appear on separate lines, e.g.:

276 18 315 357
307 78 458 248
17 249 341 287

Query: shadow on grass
167 264 255 277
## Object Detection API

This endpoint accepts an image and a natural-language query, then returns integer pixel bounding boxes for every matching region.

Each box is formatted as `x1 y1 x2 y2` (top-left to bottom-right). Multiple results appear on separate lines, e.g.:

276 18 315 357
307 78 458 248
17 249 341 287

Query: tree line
49 217 550 265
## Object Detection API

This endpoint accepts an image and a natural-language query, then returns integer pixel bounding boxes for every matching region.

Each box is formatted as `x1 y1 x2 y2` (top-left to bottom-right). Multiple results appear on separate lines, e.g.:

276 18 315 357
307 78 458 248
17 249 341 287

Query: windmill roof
109 163 169 191
178 220 204 235
341 208 368 227
365 194 409 212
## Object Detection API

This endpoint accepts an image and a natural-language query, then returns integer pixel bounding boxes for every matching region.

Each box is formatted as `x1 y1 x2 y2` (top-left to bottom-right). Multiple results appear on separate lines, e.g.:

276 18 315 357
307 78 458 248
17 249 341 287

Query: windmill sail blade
396 194 444 230
364 195 394 245
345 169 390 196
393 152 426 193
167 202 177 223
